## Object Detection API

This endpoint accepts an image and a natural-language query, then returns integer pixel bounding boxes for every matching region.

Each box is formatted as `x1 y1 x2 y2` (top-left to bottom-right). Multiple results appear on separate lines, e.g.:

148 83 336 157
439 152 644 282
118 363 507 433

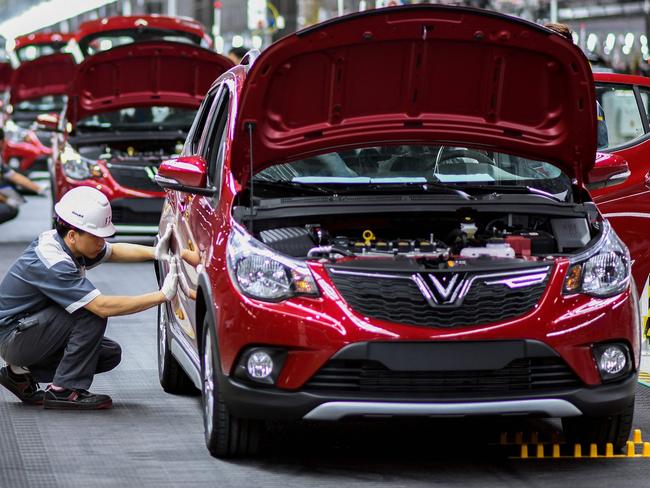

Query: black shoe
43 387 112 410
0 366 45 405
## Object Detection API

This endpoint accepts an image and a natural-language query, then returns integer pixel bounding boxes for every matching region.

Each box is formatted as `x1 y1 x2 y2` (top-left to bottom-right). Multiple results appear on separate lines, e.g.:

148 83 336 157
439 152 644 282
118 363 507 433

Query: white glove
155 225 174 262
160 257 179 301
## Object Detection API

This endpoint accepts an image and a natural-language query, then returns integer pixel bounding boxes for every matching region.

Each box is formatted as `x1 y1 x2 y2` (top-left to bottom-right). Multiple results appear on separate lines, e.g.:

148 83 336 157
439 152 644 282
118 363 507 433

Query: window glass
596 84 645 148
14 95 65 112
76 106 197 132
200 91 229 187
16 42 67 62
79 28 201 56
187 88 218 154
255 145 572 199
638 87 650 124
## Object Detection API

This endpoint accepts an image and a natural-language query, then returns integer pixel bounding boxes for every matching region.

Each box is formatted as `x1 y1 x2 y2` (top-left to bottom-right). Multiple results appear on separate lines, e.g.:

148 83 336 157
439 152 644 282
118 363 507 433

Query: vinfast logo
413 273 470 306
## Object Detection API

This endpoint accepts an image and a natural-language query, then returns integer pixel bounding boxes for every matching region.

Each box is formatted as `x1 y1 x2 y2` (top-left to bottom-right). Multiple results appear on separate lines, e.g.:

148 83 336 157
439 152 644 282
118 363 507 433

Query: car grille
108 164 161 192
327 267 548 328
304 357 581 394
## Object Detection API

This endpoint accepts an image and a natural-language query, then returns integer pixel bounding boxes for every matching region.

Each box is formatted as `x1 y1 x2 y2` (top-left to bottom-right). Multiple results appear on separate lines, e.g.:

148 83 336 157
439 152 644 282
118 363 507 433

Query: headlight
564 222 630 297
60 144 101 180
226 224 319 302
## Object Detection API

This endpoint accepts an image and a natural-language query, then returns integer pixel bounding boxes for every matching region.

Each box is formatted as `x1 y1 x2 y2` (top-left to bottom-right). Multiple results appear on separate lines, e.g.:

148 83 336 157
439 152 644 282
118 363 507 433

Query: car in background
154 5 639 458
7 32 73 67
3 53 75 177
590 72 650 335
46 41 232 234
0 60 12 127
67 15 211 62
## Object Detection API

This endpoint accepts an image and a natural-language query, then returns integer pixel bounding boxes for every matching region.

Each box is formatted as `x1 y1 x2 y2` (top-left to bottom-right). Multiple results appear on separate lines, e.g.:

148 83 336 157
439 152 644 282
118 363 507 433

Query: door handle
645 172 650 190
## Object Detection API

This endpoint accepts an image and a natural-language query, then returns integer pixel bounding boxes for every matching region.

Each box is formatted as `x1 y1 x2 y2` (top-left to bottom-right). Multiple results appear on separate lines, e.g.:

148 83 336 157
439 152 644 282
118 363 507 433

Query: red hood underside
67 41 233 126
10 53 75 104
233 5 596 183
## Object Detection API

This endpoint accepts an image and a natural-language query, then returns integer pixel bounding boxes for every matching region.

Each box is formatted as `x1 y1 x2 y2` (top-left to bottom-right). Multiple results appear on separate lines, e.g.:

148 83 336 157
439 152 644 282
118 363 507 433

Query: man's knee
98 339 122 373
0 205 18 225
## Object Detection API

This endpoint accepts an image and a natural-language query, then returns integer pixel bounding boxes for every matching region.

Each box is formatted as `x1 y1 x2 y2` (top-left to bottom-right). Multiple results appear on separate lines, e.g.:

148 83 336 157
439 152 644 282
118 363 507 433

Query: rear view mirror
586 152 630 191
36 113 60 131
155 156 216 196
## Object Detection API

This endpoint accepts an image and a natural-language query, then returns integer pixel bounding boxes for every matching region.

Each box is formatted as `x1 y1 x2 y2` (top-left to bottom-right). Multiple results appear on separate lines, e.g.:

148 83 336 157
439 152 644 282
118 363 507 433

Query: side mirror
155 156 216 196
586 152 630 191
36 113 60 131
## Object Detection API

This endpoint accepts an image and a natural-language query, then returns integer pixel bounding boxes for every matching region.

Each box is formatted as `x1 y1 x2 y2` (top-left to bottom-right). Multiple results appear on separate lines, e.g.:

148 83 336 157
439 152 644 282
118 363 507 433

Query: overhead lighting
232 35 244 48
0 0 117 40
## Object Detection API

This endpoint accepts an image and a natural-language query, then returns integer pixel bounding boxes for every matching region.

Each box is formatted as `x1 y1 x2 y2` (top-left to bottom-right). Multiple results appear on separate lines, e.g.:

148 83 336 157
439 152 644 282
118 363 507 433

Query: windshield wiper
442 184 564 202
252 180 335 195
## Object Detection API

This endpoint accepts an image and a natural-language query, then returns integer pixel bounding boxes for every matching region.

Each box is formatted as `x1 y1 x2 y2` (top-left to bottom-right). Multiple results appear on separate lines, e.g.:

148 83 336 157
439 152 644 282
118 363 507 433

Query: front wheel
562 399 635 451
157 304 196 394
201 317 263 458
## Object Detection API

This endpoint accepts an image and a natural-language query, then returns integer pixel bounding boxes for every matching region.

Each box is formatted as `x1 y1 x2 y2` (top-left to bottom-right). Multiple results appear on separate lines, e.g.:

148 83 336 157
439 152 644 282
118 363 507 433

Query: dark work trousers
0 304 121 390
0 203 18 224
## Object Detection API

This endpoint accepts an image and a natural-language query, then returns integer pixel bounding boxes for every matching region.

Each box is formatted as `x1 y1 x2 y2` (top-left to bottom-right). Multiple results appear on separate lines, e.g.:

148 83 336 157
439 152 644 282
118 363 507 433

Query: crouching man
0 186 178 410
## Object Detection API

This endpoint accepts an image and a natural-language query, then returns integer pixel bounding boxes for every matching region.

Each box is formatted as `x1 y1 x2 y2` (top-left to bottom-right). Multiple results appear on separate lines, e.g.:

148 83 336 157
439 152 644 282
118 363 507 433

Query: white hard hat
54 186 116 238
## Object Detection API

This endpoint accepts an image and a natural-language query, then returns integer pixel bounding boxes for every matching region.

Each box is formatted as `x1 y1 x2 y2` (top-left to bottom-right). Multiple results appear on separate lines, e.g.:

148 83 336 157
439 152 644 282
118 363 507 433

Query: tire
157 304 196 394
201 317 263 458
562 399 635 451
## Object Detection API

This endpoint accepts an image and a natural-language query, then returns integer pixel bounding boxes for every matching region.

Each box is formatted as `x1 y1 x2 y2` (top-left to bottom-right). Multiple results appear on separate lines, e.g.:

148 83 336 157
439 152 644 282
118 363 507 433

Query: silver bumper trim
303 399 582 420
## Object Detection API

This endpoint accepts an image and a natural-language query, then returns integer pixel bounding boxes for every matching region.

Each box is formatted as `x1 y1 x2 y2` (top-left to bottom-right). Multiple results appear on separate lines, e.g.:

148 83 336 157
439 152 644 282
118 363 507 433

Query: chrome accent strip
328 268 411 280
303 399 582 420
484 271 549 289
170 338 202 390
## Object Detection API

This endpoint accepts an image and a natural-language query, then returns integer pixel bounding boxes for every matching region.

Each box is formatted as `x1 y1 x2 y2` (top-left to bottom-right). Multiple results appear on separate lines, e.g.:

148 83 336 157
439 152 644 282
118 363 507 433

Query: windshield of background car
254 145 572 199
14 94 65 112
16 42 67 62
79 28 201 55
76 106 197 132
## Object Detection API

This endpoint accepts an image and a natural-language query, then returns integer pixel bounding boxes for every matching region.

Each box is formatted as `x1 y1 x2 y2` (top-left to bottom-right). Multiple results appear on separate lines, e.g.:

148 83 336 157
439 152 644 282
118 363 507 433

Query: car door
173 83 231 350
592 76 650 323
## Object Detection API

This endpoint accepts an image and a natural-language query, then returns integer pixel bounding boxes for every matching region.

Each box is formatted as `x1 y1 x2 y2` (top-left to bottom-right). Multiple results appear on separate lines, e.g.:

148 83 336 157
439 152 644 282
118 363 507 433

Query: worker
0 128 45 224
228 46 248 64
0 186 179 410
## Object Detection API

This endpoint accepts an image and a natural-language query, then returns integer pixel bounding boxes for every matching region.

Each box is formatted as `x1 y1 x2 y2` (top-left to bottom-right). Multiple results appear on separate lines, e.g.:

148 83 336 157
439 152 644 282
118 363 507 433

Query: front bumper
220 339 637 421
111 198 163 234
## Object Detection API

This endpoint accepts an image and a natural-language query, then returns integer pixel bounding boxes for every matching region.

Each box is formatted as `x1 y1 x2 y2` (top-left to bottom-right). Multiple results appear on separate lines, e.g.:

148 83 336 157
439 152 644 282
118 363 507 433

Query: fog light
593 343 630 381
599 346 626 375
247 351 273 379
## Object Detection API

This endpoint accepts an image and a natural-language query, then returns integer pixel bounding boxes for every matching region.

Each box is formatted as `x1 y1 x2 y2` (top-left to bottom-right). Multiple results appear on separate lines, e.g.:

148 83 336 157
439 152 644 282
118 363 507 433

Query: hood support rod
246 122 256 234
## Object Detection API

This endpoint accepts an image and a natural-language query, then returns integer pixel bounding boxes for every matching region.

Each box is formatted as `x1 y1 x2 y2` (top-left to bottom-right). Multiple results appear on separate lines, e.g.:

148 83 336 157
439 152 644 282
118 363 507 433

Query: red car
155 5 639 458
47 41 232 234
68 14 212 62
591 73 650 330
3 53 75 176
8 32 73 67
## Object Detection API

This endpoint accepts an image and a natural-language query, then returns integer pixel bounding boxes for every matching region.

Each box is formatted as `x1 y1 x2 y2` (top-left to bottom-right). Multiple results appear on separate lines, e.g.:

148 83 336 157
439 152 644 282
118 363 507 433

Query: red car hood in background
66 41 233 126
10 53 75 104
233 4 596 183
0 63 13 92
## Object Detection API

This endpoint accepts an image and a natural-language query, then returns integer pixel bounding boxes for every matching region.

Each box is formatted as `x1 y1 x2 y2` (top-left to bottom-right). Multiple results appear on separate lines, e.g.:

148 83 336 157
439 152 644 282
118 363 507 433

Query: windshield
14 94 65 112
254 145 572 199
76 106 197 132
79 28 202 56
16 42 67 62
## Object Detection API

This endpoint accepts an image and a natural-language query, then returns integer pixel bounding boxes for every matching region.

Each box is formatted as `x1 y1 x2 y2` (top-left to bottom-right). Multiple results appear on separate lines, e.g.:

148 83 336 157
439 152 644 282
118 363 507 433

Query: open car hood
0 63 13 92
10 53 75 104
66 41 233 126
233 5 596 183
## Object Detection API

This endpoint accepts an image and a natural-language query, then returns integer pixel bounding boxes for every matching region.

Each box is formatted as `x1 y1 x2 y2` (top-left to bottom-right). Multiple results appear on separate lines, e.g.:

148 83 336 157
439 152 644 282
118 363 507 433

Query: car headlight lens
60 144 101 180
227 225 319 302
564 223 630 297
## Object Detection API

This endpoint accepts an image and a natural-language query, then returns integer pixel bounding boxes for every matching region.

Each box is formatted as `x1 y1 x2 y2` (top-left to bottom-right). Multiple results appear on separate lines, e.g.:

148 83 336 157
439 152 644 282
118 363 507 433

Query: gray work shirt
0 160 16 185
0 229 112 343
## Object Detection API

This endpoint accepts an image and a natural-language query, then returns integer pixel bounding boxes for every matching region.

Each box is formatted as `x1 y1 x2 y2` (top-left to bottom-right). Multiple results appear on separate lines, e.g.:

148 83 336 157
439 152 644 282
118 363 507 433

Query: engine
255 212 594 262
